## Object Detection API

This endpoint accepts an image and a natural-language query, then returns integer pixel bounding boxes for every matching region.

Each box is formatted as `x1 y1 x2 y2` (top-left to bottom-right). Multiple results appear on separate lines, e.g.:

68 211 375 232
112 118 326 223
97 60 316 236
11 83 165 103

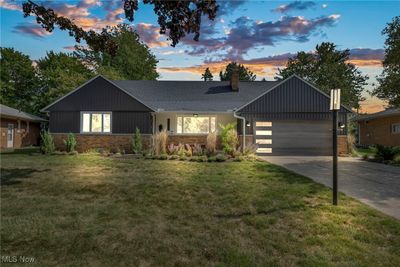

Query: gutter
233 111 246 152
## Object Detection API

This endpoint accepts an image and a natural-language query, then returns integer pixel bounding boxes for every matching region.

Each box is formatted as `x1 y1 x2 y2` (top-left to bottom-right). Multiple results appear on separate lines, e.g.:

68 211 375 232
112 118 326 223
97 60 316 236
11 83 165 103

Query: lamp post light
330 89 341 206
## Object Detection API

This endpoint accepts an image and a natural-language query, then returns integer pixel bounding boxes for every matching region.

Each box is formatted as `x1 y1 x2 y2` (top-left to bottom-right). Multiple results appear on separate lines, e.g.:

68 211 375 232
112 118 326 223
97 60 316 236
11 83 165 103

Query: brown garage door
255 120 332 156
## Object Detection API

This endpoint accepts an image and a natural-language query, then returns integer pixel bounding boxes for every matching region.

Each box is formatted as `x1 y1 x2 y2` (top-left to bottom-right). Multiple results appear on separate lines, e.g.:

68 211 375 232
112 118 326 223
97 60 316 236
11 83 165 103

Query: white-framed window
392 123 400 134
81 112 111 133
176 115 216 134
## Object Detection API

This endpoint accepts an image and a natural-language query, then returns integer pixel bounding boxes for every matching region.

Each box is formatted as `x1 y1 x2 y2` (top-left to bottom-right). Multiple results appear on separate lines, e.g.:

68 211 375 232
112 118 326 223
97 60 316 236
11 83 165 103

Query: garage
255 120 332 156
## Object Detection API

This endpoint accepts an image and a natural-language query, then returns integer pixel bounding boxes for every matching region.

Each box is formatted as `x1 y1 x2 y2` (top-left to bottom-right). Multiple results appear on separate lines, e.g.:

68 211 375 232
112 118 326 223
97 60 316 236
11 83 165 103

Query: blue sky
1 0 399 112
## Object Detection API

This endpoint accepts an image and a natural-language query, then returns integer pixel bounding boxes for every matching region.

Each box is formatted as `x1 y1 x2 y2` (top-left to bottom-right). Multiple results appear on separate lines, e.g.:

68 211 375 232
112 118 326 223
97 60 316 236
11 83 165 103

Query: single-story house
0 104 46 149
42 74 351 155
355 108 400 147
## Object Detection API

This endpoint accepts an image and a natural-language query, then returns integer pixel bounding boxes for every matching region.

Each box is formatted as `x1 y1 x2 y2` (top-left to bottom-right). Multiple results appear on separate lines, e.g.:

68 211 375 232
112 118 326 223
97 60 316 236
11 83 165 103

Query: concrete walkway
261 156 400 220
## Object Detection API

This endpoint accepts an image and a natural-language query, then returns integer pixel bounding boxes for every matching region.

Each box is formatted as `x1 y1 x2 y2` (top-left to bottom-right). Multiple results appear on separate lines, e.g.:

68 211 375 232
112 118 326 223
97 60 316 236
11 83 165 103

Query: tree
372 16 400 107
22 0 218 55
0 47 39 114
277 42 368 109
201 68 213 81
75 24 159 80
36 51 94 109
219 62 256 81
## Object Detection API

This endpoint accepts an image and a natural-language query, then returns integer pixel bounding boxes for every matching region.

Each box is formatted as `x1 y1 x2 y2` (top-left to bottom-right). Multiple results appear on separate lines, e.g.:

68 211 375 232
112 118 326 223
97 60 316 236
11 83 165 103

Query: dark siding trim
238 76 350 114
49 111 152 134
112 112 152 134
47 76 153 112
49 112 80 133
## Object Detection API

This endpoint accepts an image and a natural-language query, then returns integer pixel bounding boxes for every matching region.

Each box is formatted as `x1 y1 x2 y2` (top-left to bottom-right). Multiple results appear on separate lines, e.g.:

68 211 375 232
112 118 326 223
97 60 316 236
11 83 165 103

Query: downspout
233 111 246 152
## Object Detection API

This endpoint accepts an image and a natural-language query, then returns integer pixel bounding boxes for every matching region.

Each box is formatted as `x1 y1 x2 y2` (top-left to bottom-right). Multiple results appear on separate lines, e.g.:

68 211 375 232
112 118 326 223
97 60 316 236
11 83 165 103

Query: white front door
7 123 14 148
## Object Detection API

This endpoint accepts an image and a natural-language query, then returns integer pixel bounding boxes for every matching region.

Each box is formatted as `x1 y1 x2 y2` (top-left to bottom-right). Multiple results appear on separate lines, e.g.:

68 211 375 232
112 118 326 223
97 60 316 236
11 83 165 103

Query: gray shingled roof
354 108 400 121
113 80 279 112
0 104 46 122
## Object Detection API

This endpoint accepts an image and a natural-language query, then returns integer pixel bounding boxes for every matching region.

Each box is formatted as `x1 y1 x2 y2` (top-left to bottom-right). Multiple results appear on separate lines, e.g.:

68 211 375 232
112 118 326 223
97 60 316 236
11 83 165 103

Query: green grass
0 146 40 155
1 154 399 266
355 147 375 157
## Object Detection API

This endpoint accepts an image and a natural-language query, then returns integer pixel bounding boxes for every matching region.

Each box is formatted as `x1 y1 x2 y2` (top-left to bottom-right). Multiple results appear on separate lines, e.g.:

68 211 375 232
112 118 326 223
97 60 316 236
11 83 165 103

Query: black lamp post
330 89 341 205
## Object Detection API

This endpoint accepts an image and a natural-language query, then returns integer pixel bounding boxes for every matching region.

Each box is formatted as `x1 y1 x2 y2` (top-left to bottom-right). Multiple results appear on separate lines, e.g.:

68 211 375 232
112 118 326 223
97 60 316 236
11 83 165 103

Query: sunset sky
1 0 399 113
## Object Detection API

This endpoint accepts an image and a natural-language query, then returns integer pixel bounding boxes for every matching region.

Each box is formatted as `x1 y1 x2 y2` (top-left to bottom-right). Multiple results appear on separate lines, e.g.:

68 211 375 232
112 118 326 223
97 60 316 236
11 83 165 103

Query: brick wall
1 118 41 149
338 135 348 155
52 134 152 153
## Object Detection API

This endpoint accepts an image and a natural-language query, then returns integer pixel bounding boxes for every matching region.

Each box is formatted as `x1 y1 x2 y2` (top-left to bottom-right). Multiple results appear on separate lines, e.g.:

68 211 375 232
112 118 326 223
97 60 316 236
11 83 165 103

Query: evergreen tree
219 62 256 81
201 67 213 81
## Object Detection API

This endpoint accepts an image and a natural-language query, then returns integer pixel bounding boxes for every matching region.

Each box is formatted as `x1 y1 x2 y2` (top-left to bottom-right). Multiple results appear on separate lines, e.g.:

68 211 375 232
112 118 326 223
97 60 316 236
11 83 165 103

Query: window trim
176 115 217 135
392 123 400 134
80 111 112 134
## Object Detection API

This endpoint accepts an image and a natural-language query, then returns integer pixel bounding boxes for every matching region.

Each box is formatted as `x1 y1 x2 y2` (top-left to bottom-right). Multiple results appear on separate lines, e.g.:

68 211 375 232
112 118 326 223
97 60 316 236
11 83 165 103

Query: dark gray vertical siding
48 76 153 112
49 111 80 133
47 76 153 134
239 76 349 115
112 112 152 134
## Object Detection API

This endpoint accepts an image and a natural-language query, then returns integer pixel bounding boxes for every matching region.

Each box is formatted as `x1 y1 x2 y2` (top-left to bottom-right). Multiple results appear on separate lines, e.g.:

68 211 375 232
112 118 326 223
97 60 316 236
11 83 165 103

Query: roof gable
237 75 352 113
42 75 155 112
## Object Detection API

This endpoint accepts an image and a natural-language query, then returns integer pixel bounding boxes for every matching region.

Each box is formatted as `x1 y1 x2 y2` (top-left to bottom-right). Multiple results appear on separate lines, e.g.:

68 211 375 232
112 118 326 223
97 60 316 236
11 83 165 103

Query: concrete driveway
261 156 400 220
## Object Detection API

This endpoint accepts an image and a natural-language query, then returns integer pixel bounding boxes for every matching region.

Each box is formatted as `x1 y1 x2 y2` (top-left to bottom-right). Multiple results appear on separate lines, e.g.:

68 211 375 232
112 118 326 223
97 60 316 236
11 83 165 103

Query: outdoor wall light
246 121 251 127
339 122 345 128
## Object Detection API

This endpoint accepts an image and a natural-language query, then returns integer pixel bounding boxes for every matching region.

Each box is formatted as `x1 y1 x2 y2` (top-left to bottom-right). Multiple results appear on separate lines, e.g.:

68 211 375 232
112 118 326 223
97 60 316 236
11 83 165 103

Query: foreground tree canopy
220 62 257 82
372 16 400 107
277 42 368 109
0 47 39 114
75 24 159 80
22 0 218 55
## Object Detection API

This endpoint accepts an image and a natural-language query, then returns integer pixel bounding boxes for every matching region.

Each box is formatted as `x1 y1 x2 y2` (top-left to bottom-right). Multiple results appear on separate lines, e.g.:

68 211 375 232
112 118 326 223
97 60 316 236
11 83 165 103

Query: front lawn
1 154 399 266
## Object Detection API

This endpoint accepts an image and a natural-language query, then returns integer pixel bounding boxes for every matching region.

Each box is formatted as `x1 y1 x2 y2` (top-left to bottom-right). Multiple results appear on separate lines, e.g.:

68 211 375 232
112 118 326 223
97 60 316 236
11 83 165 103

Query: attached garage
254 120 332 156
237 75 351 156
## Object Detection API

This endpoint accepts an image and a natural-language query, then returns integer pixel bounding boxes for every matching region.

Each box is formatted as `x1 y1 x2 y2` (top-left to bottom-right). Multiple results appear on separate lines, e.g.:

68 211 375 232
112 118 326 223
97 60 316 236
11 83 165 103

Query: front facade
43 75 351 155
0 104 45 149
356 109 400 147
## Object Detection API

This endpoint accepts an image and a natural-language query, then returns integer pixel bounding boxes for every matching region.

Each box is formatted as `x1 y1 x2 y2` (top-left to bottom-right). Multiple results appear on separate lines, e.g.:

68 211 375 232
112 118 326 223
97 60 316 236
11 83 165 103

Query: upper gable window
81 112 111 133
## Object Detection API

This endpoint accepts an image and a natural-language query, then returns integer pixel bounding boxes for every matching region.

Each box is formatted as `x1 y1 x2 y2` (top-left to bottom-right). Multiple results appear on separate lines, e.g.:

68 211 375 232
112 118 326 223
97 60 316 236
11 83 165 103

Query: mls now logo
1 255 35 263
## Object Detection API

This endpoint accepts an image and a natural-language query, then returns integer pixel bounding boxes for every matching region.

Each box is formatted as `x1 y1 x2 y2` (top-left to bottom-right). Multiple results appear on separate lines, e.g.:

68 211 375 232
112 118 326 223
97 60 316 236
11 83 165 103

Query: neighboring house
42 74 351 155
355 108 400 147
0 104 46 149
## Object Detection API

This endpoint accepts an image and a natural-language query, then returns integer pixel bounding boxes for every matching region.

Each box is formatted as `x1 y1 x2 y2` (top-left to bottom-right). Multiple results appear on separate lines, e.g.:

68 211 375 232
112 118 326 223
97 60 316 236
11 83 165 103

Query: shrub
167 144 178 155
63 132 77 153
198 155 208 162
40 131 55 154
152 130 168 155
169 155 179 160
243 144 258 156
131 127 143 154
192 144 203 156
216 154 227 162
177 143 186 157
190 156 199 162
374 145 400 161
207 156 217 162
362 154 369 160
184 144 192 157
220 123 238 155
159 154 168 160
206 131 217 155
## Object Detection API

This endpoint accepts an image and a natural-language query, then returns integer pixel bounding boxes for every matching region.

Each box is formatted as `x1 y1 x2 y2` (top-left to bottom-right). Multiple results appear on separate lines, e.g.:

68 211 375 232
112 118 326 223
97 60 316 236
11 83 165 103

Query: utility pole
330 89 341 205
